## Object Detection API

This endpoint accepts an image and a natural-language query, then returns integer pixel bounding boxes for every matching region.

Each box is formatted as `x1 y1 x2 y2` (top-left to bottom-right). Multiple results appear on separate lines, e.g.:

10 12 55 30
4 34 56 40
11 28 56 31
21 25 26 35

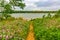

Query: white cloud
39 0 48 2
31 5 60 11
24 0 60 11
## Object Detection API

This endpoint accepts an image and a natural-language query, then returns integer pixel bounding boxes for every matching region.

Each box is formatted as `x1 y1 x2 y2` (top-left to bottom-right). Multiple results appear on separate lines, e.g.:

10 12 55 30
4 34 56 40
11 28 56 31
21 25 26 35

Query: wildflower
0 35 2 38
6 35 9 40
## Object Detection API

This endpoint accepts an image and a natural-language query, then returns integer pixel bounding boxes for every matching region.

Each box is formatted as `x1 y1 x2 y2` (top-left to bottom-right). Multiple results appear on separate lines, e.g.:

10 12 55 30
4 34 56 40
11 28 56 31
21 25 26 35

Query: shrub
0 19 29 40
46 13 51 18
32 18 60 40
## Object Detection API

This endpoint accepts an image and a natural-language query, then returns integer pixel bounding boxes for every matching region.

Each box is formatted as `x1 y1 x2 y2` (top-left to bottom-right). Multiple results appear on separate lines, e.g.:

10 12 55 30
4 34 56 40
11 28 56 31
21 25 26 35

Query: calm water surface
11 13 54 20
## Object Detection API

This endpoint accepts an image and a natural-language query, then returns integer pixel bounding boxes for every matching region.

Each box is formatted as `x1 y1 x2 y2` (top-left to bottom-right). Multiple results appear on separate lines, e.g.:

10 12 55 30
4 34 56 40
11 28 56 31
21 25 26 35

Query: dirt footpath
26 22 35 40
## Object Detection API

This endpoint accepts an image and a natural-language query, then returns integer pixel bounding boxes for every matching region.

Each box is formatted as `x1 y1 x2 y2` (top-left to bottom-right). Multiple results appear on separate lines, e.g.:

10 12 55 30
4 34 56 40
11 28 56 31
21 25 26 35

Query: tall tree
10 0 25 9
0 0 25 19
0 0 25 12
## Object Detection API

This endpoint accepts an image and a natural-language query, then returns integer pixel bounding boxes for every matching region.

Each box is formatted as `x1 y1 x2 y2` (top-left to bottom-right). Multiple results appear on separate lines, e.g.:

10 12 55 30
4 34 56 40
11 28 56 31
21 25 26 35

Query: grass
0 18 30 40
31 17 60 40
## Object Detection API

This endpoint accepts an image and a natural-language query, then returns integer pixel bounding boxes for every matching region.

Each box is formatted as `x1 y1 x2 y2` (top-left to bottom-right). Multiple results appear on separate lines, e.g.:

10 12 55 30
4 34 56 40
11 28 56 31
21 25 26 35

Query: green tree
0 0 25 19
9 0 25 9
0 0 25 12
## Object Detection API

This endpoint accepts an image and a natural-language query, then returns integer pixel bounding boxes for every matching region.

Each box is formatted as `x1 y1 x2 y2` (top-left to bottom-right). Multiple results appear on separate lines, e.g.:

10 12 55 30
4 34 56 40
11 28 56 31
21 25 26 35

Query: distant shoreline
0 11 57 13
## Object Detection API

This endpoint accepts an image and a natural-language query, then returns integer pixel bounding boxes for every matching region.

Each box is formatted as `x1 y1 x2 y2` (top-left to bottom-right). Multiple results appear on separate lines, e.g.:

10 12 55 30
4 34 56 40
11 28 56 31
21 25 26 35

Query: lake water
10 13 55 20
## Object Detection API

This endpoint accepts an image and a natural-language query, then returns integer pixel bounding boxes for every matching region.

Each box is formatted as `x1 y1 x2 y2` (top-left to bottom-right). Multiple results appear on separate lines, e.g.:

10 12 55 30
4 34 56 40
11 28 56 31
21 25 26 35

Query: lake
10 13 55 20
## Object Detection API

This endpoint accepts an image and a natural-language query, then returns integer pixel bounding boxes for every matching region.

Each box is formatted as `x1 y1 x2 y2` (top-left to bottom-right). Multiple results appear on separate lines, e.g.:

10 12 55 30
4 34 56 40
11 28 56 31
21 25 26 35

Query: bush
46 13 51 18
34 27 60 40
0 13 14 20
0 19 29 40
32 18 60 40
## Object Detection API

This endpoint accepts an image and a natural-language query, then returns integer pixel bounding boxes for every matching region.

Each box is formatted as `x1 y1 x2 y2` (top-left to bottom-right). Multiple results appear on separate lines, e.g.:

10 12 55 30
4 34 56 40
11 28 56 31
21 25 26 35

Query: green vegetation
53 10 60 18
31 12 60 40
0 0 25 19
0 18 29 40
0 0 25 11
0 0 60 40
32 19 58 40
0 11 56 13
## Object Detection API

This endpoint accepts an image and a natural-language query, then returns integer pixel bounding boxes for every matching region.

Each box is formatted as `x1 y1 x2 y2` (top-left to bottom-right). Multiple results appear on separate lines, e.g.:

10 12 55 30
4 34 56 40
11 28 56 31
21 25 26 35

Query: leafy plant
46 13 51 18
0 18 29 40
32 17 60 40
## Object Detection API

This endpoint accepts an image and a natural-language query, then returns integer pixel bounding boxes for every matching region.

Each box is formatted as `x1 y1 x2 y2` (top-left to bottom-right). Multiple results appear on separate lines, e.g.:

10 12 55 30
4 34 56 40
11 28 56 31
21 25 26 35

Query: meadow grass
0 18 30 40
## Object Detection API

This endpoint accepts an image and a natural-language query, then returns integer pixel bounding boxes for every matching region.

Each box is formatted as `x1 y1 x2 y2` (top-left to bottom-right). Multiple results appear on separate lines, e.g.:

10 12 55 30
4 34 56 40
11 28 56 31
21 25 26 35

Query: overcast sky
6 0 60 11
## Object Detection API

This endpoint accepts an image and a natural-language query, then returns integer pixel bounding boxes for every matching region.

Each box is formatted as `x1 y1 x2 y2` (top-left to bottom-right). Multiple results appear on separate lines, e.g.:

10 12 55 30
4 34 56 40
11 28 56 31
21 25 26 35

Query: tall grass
0 18 29 40
31 12 60 40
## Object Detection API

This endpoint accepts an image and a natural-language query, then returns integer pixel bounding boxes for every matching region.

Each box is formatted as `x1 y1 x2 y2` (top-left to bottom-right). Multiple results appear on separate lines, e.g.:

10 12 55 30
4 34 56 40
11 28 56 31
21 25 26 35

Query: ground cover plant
0 17 29 40
31 13 60 40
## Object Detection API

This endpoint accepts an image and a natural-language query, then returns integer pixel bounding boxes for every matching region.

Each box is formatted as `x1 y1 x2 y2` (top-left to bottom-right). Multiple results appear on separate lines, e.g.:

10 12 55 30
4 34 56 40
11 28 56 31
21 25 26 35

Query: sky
5 0 60 11
23 0 60 11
